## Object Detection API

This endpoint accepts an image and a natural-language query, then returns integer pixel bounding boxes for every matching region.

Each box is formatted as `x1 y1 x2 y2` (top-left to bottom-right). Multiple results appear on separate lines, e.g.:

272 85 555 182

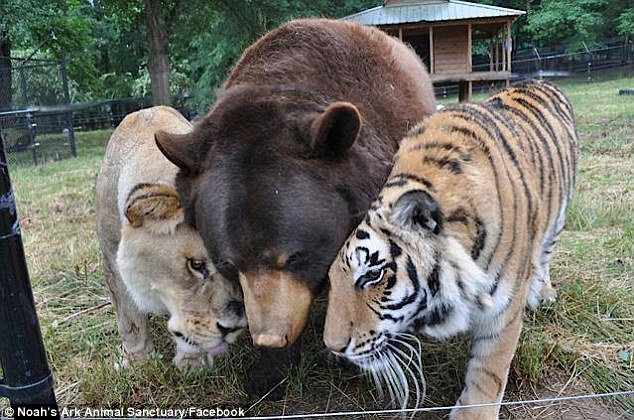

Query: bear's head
156 85 389 348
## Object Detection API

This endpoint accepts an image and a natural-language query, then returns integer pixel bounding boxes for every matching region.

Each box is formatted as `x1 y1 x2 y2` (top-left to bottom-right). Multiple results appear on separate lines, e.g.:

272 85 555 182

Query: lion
95 106 247 371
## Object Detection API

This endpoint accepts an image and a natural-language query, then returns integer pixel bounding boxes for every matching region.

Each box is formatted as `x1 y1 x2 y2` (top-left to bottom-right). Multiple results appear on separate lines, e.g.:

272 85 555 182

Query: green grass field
1 68 632 419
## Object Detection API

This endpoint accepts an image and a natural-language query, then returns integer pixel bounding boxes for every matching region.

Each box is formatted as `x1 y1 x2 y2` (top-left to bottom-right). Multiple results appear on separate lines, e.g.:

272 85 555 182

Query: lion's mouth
207 341 229 356
175 335 230 356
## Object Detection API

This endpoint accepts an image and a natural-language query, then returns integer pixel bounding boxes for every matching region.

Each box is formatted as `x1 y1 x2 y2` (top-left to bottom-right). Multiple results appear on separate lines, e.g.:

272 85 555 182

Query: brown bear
155 18 436 397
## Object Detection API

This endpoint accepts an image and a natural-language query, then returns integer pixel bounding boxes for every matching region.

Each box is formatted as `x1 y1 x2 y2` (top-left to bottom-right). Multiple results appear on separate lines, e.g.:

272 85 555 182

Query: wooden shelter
342 0 526 100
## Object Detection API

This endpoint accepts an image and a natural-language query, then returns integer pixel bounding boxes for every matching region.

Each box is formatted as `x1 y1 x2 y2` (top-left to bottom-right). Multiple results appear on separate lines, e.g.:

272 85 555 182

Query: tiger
323 80 578 419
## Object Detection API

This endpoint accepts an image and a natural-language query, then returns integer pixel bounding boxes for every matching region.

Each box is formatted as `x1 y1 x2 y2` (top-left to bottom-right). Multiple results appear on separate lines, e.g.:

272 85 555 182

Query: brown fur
155 18 436 348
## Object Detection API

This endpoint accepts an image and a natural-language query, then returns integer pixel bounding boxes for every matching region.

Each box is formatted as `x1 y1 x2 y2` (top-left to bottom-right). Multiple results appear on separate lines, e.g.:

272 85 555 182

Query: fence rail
1 37 632 165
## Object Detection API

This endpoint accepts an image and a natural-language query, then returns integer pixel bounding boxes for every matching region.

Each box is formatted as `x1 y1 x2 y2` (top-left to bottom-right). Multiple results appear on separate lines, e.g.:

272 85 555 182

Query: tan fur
324 81 578 418
95 106 246 371
239 271 312 348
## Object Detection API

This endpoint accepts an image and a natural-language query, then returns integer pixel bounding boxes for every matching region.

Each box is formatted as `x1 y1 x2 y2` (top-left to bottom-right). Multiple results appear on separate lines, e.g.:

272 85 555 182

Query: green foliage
3 0 632 111
617 7 634 36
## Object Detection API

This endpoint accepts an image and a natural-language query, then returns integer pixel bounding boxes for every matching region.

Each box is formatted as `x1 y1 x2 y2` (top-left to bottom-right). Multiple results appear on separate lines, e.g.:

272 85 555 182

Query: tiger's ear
124 183 184 235
155 130 199 173
391 190 443 234
310 102 361 157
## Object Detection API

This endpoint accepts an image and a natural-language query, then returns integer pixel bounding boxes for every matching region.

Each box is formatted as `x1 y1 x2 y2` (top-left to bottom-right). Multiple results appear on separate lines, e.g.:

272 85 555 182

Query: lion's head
116 183 247 360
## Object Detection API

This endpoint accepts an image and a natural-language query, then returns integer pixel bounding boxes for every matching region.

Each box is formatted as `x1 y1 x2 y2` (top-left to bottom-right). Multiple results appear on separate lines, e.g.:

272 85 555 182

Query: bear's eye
187 259 210 278
286 252 307 268
355 268 384 289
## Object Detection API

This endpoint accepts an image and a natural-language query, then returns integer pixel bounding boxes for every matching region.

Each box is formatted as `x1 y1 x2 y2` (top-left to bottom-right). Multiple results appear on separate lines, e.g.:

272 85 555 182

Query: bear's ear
124 183 184 235
391 190 444 235
155 130 199 173
310 102 362 157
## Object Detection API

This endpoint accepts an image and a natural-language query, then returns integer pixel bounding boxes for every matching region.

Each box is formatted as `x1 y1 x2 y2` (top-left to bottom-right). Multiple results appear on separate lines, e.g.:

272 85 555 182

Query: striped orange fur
323 80 578 419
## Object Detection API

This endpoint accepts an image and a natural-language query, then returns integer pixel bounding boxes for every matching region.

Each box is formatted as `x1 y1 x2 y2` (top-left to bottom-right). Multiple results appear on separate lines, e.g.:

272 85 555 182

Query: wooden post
489 37 494 71
506 21 512 73
429 26 434 74
467 23 472 72
494 34 498 71
398 27 403 41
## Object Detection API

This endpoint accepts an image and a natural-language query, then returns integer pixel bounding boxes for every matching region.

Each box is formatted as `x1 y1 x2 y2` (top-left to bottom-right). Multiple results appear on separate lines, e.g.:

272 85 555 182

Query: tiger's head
324 181 493 404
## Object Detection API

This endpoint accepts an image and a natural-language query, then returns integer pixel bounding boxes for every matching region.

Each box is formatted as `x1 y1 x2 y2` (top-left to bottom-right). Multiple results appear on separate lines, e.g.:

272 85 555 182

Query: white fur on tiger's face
324 80 578 418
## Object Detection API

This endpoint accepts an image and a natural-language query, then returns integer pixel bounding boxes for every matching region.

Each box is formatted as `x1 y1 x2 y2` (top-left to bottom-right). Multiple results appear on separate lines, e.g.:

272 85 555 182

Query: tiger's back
395 80 578 310
323 80 578 419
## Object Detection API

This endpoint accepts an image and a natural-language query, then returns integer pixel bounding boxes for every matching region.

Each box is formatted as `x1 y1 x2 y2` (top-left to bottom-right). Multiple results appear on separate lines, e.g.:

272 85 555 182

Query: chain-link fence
0 55 76 166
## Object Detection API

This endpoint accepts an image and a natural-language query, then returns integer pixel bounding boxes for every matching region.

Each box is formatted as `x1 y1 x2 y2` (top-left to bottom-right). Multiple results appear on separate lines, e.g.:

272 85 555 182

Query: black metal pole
0 132 58 412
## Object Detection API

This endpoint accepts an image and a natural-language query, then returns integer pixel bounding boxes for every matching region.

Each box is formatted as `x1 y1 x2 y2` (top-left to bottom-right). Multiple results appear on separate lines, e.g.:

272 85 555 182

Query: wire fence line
227 390 634 419
1 36 632 165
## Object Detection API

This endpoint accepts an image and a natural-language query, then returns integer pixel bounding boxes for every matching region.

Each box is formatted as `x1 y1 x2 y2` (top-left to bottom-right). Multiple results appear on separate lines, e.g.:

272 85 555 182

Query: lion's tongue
208 341 229 356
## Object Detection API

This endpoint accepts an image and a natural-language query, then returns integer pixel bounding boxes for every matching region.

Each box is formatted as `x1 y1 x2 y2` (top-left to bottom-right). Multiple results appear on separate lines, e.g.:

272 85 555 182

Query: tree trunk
0 33 12 111
145 0 170 106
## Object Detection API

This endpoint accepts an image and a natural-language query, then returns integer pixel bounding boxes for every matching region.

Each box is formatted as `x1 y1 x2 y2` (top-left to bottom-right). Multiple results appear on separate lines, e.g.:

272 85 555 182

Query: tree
0 0 96 109
145 0 170 105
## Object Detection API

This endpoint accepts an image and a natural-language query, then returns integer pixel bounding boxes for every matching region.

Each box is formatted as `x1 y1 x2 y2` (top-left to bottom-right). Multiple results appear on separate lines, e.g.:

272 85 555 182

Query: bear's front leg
244 337 302 400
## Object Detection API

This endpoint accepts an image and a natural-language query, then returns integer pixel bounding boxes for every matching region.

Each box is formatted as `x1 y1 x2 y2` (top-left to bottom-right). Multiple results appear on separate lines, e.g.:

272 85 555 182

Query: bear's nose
217 322 241 337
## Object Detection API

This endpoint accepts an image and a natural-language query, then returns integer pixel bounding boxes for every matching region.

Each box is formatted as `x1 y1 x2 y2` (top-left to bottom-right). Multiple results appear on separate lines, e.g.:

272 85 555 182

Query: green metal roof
342 0 525 26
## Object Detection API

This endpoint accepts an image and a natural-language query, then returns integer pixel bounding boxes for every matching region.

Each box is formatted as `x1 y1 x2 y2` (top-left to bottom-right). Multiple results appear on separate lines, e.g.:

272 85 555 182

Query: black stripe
422 156 462 174
447 124 503 266
355 229 370 240
406 256 418 285
471 216 487 261
369 251 384 266
456 106 521 293
386 173 435 191
406 141 459 153
427 260 441 297
446 207 469 224
518 88 574 187
408 289 428 324
366 303 403 322
486 97 547 196
389 239 402 259
419 304 453 327
514 96 568 206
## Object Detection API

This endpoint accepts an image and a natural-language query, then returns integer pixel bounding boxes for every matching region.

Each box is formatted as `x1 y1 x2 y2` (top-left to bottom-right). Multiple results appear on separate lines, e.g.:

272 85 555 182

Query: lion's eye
188 259 210 278
355 268 384 289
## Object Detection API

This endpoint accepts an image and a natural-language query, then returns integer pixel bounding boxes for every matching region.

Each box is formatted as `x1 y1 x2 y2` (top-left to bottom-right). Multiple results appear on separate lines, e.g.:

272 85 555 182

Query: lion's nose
225 300 245 318
217 322 241 337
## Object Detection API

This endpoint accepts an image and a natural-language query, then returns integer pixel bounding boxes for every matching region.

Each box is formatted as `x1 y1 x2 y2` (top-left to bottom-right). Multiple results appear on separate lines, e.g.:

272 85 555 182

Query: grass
1 67 633 418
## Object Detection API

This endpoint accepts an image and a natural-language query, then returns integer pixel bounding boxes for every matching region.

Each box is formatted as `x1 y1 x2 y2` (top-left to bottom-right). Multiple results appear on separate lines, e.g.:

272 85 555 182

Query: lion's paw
173 352 215 372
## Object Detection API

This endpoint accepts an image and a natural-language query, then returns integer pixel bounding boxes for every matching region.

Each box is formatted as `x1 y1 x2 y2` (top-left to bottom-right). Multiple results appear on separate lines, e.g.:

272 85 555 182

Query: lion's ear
155 130 199 173
124 183 184 235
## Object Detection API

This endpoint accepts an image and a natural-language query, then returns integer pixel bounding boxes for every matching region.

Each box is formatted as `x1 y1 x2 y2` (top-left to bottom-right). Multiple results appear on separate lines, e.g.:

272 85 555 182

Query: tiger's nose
324 336 351 354
217 322 241 337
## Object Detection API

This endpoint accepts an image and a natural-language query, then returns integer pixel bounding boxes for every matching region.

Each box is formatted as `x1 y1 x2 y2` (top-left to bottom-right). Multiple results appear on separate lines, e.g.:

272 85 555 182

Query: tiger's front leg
450 297 527 420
